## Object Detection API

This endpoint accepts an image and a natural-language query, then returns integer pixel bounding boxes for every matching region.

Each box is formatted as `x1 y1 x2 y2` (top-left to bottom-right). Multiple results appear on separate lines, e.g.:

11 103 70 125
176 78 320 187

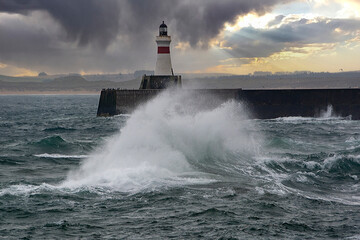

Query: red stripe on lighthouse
158 47 170 54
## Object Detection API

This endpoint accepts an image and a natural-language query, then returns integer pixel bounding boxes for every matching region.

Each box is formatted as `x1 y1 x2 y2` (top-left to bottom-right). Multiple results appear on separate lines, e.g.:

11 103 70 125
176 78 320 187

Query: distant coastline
1 71 360 94
0 90 99 95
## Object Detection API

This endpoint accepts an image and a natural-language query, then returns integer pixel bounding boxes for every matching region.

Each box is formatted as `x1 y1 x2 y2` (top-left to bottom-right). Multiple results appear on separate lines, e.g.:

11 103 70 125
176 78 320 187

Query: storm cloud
223 17 360 59
0 0 295 48
0 0 121 47
4 0 346 74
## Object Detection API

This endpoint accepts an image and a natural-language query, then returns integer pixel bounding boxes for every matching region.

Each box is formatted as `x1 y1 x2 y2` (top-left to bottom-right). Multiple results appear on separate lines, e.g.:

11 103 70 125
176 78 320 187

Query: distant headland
1 70 360 95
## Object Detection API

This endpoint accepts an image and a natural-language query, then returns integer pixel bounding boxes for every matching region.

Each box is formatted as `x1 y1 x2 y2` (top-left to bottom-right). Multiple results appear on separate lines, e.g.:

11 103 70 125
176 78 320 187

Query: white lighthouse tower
155 21 173 76
139 21 181 89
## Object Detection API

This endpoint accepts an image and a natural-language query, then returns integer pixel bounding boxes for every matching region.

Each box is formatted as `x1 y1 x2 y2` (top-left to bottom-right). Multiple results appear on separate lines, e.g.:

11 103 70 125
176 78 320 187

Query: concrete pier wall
115 90 160 114
240 89 360 119
97 89 117 117
97 88 360 119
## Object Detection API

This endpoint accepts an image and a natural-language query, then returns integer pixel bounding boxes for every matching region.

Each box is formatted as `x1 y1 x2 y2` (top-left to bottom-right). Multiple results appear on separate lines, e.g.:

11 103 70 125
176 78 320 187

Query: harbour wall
97 88 360 119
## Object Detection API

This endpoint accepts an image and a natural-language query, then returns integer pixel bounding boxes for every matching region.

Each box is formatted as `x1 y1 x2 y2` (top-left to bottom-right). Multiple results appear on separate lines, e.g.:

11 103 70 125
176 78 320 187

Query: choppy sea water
0 92 359 239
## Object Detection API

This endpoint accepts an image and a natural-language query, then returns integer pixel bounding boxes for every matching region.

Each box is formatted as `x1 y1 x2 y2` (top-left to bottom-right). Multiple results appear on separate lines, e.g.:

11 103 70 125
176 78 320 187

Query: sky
0 0 359 76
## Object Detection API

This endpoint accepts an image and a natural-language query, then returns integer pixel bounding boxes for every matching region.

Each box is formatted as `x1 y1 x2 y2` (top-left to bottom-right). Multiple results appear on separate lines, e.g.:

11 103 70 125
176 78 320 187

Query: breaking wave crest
62 90 262 192
273 105 351 122
34 153 88 159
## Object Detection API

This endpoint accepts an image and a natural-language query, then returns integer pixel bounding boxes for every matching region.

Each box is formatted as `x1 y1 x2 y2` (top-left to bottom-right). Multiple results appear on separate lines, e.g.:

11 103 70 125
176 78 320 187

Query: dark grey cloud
0 0 293 48
267 15 285 27
0 0 120 47
223 17 360 59
124 0 293 48
0 0 294 74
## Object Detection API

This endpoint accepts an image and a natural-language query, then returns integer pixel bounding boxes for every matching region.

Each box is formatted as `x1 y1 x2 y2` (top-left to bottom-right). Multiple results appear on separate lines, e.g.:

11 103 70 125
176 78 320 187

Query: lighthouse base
139 75 182 89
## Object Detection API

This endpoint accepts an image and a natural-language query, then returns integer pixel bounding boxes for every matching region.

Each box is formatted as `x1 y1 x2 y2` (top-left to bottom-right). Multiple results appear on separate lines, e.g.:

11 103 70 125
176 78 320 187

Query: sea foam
35 153 88 159
62 89 261 192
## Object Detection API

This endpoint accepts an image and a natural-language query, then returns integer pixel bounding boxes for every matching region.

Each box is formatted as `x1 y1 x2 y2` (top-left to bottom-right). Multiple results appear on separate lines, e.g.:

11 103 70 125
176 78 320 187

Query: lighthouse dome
159 21 167 36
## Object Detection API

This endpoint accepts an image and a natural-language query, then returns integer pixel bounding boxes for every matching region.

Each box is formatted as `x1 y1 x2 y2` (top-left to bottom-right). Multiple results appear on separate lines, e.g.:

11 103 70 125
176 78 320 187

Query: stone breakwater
97 88 360 119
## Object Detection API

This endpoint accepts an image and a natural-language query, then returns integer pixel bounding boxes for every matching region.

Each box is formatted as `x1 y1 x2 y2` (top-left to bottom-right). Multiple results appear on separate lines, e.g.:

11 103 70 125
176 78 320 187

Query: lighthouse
155 21 173 75
139 21 181 89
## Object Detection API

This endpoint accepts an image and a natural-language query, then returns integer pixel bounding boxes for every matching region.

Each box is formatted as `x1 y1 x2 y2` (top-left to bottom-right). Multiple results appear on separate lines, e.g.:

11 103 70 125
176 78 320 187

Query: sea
0 91 359 239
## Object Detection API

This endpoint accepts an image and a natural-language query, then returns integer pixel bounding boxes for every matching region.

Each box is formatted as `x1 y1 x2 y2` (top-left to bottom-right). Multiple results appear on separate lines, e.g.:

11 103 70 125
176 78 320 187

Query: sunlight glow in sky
200 0 360 74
